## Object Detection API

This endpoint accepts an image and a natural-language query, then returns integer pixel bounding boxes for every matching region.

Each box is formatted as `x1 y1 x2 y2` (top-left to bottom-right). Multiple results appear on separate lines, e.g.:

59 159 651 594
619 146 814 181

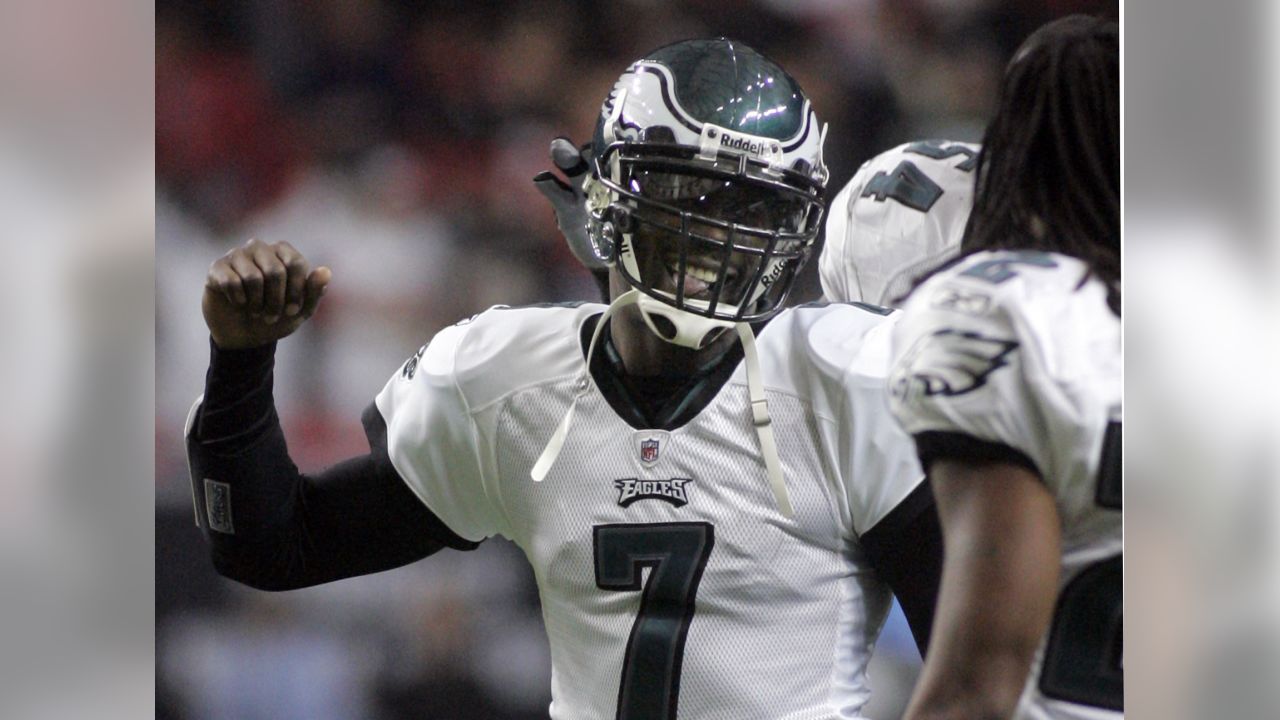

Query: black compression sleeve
187 338 477 591
860 481 943 655
195 339 278 451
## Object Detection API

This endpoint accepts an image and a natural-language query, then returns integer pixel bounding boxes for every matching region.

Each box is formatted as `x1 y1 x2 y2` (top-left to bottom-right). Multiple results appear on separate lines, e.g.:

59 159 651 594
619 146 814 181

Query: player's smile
632 220 757 307
661 248 741 301
639 231 750 306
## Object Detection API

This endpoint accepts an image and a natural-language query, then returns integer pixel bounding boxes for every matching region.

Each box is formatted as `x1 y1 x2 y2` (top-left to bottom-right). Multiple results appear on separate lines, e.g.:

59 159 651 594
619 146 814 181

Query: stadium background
155 1 1116 718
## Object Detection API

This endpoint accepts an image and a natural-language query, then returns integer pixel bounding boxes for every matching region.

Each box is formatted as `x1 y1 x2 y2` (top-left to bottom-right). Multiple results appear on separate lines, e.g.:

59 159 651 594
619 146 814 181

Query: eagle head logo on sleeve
891 328 1019 402
401 344 427 380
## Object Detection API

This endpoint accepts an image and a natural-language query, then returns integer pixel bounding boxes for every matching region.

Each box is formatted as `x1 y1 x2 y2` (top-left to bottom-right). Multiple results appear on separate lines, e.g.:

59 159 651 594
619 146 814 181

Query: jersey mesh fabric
493 380 890 720
377 304 920 720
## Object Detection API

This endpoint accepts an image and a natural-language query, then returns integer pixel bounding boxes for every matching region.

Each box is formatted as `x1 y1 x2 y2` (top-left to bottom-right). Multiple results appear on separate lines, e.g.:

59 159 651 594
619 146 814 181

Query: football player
888 16 1120 720
188 39 942 720
819 139 978 307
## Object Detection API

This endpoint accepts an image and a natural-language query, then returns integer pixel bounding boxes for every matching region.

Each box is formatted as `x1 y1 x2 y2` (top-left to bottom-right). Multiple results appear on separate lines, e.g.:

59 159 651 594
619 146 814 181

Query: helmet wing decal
630 61 815 150
634 63 702 134
780 102 815 152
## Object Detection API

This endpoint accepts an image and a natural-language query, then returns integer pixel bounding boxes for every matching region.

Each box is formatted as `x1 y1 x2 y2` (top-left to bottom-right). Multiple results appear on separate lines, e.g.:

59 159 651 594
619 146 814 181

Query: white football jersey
820 140 977 307
888 250 1122 719
375 302 926 720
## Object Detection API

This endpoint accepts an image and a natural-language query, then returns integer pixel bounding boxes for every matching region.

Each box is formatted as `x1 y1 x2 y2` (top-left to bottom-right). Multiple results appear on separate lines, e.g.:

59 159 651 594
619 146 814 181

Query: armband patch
203 479 235 534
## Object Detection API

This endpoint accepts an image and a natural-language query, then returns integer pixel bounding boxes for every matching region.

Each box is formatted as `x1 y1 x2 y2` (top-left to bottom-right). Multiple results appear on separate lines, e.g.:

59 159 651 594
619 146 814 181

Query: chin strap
530 289 794 520
735 323 794 519
531 290 640 483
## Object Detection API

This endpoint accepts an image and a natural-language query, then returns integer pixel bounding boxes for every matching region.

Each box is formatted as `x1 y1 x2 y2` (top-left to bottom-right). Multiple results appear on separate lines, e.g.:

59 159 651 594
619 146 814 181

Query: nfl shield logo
634 430 670 466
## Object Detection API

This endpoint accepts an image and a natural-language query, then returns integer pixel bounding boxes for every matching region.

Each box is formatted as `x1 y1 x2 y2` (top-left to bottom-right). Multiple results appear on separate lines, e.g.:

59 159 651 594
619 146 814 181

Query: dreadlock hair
959 14 1119 304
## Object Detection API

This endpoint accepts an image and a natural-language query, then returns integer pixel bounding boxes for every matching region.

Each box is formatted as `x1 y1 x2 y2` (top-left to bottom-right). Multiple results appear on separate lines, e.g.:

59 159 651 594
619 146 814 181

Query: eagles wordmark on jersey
613 477 692 508
889 250 1122 720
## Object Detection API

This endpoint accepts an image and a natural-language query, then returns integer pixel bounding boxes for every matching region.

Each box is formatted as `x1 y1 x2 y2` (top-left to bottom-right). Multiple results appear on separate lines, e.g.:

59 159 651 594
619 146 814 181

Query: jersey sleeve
818 179 860 303
372 321 505 543
833 317 930 537
887 272 1050 480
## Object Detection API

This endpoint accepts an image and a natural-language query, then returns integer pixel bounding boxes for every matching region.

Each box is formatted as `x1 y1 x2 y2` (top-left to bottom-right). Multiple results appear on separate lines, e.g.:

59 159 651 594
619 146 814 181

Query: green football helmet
586 38 829 348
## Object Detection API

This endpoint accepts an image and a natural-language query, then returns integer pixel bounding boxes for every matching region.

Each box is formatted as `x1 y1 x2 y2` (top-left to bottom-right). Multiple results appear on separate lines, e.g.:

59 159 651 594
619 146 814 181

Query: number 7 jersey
888 250 1122 719
375 302 929 720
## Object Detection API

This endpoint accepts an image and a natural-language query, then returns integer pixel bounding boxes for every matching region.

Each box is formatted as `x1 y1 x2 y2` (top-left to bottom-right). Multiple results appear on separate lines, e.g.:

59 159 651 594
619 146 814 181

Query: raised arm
188 239 473 591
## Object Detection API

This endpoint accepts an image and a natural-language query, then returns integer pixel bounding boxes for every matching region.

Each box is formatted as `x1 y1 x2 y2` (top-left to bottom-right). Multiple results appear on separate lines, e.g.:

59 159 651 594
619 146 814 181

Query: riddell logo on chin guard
760 261 787 287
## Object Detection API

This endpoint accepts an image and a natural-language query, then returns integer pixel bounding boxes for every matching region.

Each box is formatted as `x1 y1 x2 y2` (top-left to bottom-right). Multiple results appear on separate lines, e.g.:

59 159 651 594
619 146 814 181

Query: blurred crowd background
155 1 1118 719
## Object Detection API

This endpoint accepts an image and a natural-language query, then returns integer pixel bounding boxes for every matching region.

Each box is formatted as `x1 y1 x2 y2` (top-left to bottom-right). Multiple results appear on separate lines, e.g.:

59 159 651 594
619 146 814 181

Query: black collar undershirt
578 314 765 431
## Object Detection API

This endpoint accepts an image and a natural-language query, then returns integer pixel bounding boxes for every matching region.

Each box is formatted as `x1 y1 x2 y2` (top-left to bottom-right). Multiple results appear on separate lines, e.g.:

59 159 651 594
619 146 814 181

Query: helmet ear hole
613 207 634 234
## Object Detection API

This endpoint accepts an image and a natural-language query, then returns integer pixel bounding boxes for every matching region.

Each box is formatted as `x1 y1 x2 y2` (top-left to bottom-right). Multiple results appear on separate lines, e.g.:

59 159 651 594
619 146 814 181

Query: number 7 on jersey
594 523 716 720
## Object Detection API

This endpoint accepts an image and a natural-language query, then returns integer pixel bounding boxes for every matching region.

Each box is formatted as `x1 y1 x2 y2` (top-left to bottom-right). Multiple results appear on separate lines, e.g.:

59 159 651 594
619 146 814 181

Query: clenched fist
203 238 331 349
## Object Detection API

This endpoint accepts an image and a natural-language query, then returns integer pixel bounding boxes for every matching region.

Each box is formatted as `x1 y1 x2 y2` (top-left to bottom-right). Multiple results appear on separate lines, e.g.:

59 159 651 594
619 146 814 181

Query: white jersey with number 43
888 250 1122 720
376 302 927 720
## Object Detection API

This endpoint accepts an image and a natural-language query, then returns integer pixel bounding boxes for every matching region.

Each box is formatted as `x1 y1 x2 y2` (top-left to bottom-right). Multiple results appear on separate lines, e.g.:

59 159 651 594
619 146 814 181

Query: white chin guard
635 293 738 349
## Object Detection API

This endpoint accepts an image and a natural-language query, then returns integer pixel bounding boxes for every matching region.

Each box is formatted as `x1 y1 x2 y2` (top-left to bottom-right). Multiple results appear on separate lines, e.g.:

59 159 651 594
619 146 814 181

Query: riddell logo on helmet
701 124 782 164
720 133 771 156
